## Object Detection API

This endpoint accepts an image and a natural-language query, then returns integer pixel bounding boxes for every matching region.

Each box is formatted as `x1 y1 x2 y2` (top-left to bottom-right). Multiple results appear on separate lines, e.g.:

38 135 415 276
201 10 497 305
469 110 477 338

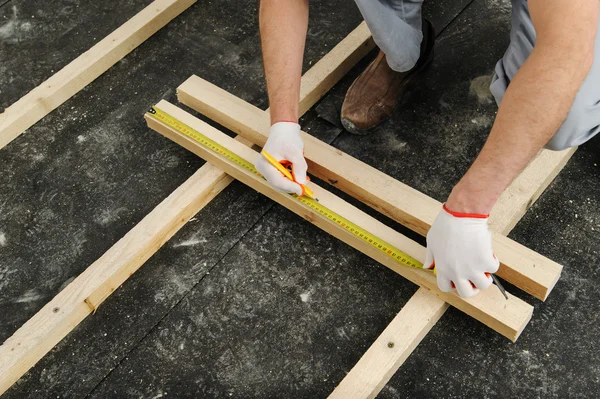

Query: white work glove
424 205 500 298
255 122 308 195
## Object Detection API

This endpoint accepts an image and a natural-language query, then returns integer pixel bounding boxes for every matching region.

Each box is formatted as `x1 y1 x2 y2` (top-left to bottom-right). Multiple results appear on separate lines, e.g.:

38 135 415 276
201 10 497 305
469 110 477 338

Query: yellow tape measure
147 106 425 271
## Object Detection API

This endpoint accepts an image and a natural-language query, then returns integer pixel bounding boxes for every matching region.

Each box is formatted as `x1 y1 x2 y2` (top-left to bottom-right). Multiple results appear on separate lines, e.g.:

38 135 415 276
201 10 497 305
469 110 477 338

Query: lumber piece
0 165 232 394
329 288 448 399
146 100 534 342
298 22 374 115
489 147 577 235
0 0 196 151
331 149 577 397
0 24 373 395
176 76 563 301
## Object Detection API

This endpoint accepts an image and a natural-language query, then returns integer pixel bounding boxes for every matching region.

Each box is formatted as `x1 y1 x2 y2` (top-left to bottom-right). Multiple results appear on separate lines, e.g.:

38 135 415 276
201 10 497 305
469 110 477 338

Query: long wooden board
1 15 569 394
329 288 448 399
0 23 375 395
146 100 534 341
0 166 232 394
299 22 374 115
489 148 577 235
0 0 197 151
330 148 576 397
176 76 563 301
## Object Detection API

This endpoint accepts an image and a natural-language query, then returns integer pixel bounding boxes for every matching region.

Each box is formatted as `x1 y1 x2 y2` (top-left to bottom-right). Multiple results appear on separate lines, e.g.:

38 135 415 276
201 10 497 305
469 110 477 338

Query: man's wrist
269 101 299 125
446 182 497 215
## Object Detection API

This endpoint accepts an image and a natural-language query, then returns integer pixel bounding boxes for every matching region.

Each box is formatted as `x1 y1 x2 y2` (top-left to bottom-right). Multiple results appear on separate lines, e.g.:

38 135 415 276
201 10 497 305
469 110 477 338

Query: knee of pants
545 104 599 151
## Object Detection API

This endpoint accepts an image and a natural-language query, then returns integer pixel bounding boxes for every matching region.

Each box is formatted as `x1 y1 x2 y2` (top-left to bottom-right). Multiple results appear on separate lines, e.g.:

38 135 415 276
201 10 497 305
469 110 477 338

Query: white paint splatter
172 237 207 248
14 289 42 303
0 232 6 246
95 207 128 226
154 290 168 303
336 326 350 340
383 130 408 152
470 115 493 128
300 291 311 303
0 7 18 39
0 5 34 42
77 135 87 143
383 385 400 395
0 20 17 38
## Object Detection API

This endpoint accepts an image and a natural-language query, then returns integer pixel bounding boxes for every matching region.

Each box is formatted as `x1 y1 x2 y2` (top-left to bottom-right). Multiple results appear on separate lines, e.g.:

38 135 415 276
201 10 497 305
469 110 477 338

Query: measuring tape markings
147 106 425 272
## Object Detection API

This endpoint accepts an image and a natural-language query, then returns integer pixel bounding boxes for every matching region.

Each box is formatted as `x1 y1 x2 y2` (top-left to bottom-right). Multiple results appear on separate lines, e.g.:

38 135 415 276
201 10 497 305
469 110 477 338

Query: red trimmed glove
424 204 500 298
255 122 308 195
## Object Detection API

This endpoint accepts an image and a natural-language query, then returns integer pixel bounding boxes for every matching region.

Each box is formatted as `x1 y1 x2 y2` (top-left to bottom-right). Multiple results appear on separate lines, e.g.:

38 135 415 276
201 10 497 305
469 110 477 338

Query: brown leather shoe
341 19 435 135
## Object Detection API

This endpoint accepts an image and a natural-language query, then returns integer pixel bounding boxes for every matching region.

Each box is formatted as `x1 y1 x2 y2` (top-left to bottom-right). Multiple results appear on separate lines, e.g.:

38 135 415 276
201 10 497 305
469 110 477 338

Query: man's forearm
447 45 594 215
260 0 309 125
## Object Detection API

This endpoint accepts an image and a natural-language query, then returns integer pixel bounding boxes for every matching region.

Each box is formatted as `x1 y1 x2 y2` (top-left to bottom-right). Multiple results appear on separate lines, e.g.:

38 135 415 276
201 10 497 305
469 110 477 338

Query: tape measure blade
148 106 424 272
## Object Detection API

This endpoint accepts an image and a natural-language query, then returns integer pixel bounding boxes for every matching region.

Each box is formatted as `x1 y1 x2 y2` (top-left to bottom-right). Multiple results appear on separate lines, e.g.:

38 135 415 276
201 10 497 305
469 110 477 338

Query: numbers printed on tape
148 106 257 174
147 106 424 271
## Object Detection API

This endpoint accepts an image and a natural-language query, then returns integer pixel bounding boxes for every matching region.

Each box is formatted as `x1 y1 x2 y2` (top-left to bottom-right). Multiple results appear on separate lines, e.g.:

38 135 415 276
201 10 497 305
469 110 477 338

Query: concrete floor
1 0 600 397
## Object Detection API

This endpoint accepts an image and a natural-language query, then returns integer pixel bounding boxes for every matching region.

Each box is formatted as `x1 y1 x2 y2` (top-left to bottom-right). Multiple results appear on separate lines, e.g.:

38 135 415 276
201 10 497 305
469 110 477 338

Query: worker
254 0 600 298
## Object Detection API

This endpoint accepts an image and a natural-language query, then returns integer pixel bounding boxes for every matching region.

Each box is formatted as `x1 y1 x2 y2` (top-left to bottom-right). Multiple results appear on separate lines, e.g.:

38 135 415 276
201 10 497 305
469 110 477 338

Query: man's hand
427 0 598 297
424 205 499 298
255 122 308 195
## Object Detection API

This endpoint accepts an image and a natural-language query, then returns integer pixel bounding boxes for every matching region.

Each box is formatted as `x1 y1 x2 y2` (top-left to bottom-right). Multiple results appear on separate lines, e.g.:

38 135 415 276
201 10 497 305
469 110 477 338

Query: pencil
261 150 317 200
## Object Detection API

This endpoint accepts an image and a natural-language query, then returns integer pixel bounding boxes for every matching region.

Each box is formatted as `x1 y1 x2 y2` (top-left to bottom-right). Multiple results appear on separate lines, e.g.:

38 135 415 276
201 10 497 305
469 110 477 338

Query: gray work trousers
354 0 600 150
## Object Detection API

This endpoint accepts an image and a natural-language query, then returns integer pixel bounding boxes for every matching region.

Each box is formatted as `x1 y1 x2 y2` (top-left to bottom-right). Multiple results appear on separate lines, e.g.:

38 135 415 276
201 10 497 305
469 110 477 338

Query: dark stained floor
1 0 599 397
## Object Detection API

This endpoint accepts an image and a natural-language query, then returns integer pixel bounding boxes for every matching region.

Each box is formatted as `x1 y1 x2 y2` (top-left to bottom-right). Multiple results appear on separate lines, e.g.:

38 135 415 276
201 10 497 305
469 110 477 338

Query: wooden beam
0 166 232 394
0 0 197 151
489 148 577 235
329 288 448 399
330 149 576 398
176 76 563 301
0 23 374 395
146 100 534 342
298 22 374 115
178 73 573 396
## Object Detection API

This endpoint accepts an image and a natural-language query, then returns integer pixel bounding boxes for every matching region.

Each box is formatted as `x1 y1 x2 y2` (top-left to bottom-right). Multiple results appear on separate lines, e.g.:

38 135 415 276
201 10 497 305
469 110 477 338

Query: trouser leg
354 0 424 72
490 0 600 150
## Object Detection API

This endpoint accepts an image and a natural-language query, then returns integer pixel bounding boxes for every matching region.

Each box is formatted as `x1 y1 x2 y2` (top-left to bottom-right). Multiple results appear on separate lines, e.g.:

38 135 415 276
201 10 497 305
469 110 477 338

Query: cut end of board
493 233 563 301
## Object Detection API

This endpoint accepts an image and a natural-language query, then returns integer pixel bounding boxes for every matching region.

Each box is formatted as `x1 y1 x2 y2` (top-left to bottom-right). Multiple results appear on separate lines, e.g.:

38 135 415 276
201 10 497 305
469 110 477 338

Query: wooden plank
489 148 577 235
0 166 232 394
0 0 197 151
0 24 374 395
177 71 573 396
329 150 576 398
176 76 563 301
329 289 448 399
298 22 374 115
146 100 534 342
